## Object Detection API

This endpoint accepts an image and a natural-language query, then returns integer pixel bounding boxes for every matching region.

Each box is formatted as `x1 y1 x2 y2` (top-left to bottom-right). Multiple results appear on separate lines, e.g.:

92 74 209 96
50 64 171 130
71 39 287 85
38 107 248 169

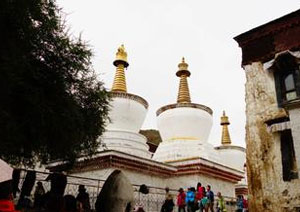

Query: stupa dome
106 92 148 133
157 103 213 142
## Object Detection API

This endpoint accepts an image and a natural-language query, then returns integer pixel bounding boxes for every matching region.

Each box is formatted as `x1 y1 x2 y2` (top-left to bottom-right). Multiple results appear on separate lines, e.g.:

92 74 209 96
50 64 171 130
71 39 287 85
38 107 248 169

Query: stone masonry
235 9 300 212
244 62 300 212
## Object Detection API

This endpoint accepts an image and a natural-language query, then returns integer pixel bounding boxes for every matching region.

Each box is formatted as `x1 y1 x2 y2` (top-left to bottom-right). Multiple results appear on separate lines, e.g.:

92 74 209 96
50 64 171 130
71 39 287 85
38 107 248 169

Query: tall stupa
153 58 220 162
100 45 151 158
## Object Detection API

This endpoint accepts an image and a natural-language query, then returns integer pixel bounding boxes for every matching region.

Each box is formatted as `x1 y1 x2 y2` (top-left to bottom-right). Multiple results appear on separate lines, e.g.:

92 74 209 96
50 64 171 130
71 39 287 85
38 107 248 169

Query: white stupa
153 58 221 163
215 111 246 171
99 45 151 158
48 52 247 202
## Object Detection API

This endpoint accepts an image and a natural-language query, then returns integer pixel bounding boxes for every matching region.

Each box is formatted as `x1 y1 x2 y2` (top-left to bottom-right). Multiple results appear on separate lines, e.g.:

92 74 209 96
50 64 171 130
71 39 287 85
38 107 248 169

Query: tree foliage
0 0 110 167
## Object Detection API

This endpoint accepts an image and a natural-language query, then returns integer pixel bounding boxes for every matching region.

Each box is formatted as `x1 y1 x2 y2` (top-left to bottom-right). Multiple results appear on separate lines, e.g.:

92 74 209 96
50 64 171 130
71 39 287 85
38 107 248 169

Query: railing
17 169 238 212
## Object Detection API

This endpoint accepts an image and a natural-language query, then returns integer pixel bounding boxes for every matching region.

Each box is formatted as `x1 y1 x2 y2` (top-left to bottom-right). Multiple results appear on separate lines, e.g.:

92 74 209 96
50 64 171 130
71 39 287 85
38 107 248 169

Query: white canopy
264 50 300 71
0 159 13 183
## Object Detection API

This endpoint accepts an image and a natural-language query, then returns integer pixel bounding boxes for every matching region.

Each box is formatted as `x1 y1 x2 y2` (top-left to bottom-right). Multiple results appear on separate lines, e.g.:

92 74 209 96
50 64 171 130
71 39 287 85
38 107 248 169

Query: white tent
0 159 13 183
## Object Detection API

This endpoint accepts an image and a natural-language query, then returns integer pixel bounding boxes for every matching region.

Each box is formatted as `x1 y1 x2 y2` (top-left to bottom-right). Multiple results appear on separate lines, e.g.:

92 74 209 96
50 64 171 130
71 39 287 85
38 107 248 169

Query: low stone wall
17 169 238 212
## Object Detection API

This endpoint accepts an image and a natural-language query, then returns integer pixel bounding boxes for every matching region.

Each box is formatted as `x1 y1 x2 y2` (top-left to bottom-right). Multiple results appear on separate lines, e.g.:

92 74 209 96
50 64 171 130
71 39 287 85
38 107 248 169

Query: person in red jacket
177 188 186 212
196 182 205 201
0 159 19 212
242 197 248 212
195 182 205 211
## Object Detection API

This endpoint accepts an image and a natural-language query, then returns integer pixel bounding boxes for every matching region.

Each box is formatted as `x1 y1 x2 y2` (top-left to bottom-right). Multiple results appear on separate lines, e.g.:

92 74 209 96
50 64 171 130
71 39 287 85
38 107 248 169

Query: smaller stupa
215 111 246 170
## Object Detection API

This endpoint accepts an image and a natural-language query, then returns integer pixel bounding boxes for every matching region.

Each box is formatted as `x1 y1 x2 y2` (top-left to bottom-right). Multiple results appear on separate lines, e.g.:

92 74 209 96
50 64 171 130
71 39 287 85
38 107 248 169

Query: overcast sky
57 0 299 147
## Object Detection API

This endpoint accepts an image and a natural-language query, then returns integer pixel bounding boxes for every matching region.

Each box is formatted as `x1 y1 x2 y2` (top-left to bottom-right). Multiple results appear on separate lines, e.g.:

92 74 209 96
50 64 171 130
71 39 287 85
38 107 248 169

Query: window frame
280 129 298 182
274 57 300 107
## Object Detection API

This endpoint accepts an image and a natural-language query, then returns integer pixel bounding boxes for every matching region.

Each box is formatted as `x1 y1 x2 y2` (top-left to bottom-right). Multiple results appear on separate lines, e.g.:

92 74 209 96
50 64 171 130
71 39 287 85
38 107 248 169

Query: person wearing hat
0 159 19 212
76 185 91 212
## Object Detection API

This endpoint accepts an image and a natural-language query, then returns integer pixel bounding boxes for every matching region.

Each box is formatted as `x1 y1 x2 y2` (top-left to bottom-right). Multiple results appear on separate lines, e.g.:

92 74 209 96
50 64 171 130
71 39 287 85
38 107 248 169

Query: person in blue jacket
185 187 196 212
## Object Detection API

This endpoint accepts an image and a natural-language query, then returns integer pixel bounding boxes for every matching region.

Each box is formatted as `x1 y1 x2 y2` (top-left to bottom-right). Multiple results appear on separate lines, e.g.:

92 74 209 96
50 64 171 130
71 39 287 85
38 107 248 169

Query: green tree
0 0 110 167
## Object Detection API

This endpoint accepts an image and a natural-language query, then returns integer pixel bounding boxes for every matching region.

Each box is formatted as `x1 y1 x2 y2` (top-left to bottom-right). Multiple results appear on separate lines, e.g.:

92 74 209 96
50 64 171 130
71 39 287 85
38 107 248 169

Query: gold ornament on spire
176 57 191 103
220 111 232 145
114 44 128 65
112 44 129 92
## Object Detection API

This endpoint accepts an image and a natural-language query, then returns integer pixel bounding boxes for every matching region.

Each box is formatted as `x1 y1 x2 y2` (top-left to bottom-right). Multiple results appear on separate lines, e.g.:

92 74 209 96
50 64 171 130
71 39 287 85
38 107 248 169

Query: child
216 192 226 212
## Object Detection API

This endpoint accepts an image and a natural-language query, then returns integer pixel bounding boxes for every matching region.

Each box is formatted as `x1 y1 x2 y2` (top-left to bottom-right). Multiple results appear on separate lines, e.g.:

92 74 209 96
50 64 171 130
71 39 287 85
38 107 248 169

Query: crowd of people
1 179 91 212
1 159 248 212
17 181 90 212
0 160 93 212
32 182 91 212
160 183 248 212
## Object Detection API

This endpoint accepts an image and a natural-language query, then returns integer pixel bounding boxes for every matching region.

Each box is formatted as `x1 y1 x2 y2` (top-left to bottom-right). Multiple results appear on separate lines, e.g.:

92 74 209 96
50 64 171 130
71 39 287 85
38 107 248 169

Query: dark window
275 67 300 106
273 54 300 107
280 130 298 181
284 73 297 100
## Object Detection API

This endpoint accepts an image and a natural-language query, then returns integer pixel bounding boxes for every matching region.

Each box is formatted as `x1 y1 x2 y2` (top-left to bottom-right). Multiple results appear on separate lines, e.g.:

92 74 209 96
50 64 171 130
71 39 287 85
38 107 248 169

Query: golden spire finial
178 57 189 72
176 57 191 103
221 110 231 145
111 44 129 92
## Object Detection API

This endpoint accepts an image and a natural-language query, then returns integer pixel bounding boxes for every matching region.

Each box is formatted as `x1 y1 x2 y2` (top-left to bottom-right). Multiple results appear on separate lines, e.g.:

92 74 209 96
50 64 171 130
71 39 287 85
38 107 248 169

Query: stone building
49 45 247 201
234 9 300 212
